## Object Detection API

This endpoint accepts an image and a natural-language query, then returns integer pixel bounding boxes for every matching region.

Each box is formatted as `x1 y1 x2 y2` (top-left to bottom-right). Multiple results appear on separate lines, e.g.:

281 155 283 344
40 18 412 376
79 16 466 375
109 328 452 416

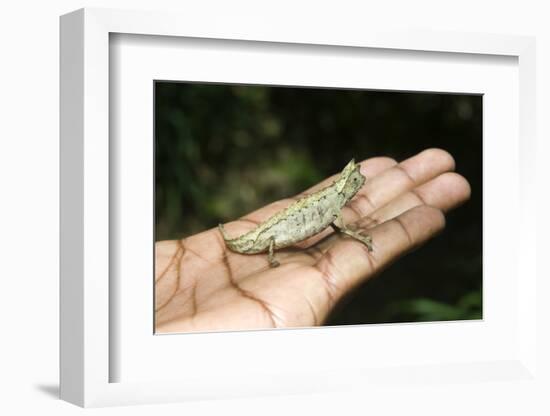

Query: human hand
155 148 470 333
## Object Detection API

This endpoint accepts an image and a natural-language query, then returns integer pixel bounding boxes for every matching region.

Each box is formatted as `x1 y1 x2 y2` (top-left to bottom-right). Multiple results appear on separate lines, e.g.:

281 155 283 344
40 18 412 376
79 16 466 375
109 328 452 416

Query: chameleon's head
336 159 366 199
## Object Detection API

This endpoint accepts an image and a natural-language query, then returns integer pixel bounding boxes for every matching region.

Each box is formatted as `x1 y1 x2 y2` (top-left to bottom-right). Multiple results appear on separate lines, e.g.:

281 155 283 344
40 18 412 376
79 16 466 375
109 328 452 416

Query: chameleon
218 159 373 268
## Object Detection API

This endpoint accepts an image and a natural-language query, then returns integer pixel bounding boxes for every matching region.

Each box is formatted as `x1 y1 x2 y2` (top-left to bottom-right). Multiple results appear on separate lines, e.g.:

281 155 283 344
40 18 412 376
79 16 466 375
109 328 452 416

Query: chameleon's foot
340 228 373 251
332 217 374 252
268 257 280 268
354 232 374 252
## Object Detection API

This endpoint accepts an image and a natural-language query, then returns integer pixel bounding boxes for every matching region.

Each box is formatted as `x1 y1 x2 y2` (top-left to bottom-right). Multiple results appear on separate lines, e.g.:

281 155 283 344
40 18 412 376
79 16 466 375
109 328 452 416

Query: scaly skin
219 159 371 267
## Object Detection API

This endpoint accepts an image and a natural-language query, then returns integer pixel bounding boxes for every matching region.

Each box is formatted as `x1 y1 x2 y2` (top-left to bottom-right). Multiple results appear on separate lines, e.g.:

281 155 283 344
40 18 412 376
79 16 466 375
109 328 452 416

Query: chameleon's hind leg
268 236 280 268
332 213 374 252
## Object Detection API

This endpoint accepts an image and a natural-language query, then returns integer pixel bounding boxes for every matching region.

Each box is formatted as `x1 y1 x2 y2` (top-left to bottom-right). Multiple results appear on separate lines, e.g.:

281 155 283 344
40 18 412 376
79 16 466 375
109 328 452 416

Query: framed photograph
152 81 482 335
60 8 537 407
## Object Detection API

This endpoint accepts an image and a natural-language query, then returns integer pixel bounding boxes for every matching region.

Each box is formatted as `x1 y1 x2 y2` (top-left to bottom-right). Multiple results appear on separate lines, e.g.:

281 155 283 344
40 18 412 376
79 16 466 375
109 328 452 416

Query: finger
343 148 455 223
355 172 471 229
314 205 445 302
294 148 455 249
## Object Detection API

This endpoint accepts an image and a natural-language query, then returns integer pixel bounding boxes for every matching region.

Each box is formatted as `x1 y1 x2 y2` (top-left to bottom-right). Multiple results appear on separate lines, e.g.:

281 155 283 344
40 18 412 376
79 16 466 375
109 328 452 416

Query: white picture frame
60 7 537 408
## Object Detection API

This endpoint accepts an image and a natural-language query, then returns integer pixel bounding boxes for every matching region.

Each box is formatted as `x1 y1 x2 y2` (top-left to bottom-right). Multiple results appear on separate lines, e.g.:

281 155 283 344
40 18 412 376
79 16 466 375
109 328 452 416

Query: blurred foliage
155 82 482 325
384 290 482 322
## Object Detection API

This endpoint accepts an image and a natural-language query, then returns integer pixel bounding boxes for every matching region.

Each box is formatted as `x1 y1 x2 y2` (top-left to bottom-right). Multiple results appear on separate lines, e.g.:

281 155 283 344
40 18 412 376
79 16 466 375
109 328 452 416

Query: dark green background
155 82 482 325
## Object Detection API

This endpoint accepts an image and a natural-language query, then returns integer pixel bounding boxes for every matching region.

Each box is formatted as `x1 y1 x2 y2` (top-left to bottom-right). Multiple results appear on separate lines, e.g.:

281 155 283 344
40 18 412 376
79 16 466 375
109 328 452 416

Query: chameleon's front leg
332 212 374 252
268 236 280 268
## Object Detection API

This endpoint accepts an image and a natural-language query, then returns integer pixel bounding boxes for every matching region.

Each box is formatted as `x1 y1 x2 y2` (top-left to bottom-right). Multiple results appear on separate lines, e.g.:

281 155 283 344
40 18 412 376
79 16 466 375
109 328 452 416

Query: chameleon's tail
218 223 231 241
218 223 241 252
218 223 256 254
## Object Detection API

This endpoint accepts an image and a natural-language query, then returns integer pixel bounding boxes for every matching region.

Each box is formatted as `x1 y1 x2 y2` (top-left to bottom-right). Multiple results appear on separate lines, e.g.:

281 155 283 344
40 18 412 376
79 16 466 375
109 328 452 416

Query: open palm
155 149 471 333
